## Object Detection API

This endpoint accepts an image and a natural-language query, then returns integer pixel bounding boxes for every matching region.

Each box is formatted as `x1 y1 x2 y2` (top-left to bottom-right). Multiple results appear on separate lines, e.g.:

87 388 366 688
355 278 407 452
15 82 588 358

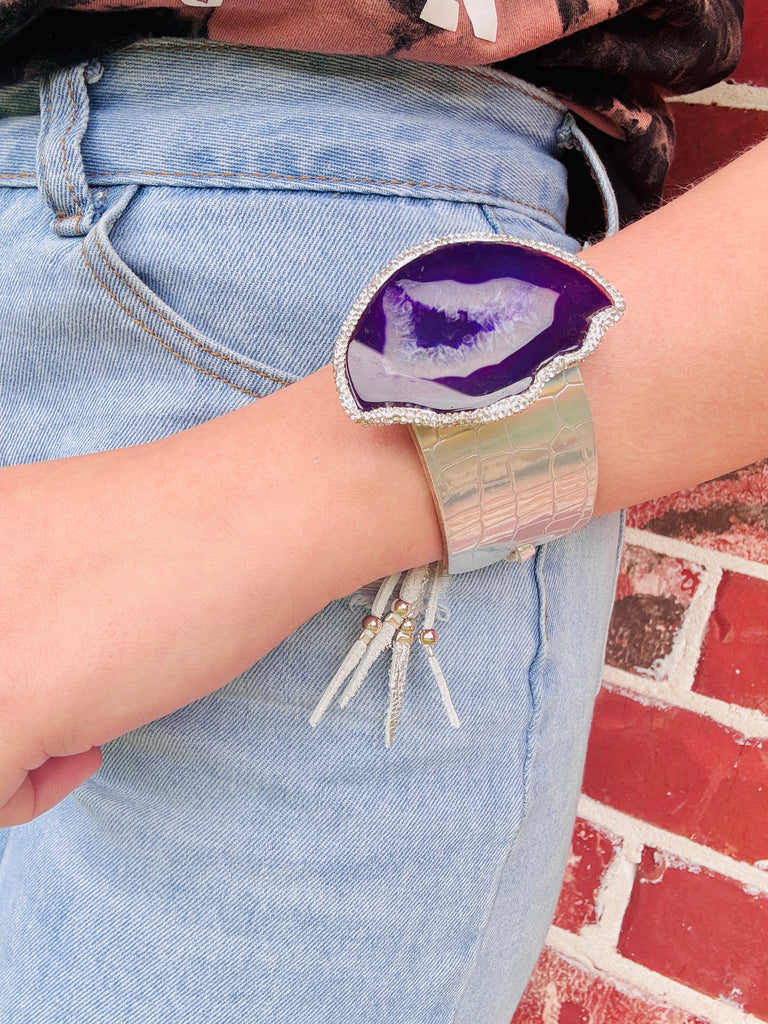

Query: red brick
694 572 768 713
619 852 768 1018
627 460 768 563
553 819 620 934
664 105 768 199
733 0 768 87
582 687 768 865
512 946 710 1024
606 545 702 681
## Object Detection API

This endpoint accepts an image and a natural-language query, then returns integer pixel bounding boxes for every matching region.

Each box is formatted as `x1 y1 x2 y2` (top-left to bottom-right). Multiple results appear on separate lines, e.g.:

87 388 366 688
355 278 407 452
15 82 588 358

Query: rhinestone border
333 233 624 429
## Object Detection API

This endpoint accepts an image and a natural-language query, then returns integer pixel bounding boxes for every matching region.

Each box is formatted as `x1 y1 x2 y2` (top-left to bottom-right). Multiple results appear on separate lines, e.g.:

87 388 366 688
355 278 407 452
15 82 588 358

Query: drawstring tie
310 561 460 747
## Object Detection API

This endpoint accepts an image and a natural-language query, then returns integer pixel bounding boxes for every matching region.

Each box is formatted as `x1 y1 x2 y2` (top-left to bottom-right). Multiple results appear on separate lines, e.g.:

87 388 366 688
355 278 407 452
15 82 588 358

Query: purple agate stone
346 239 613 413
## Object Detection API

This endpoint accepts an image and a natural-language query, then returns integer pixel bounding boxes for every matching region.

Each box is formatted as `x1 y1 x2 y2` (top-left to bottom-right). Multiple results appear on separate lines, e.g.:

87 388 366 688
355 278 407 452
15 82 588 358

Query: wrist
333 234 622 573
155 365 443 611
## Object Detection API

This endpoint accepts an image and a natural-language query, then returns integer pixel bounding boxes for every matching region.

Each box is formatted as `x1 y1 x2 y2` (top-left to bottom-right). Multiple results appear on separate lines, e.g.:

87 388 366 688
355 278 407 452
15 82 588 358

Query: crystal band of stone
411 365 597 574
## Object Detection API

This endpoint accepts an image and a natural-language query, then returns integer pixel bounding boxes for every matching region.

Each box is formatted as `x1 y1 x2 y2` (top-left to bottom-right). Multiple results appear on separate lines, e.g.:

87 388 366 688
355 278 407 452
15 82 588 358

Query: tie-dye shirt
0 0 744 219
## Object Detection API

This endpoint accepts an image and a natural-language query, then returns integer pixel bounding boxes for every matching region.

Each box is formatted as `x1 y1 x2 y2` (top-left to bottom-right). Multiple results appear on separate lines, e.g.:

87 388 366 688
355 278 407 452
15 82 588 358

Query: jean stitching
1 167 566 231
522 543 549 803
79 167 564 225
38 81 56 213
80 240 264 399
90 230 292 386
448 552 549 1023
57 71 84 232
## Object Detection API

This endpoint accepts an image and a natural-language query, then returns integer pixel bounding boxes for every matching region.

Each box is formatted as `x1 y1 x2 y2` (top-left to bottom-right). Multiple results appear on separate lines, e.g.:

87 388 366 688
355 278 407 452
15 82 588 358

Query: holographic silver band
411 365 597 574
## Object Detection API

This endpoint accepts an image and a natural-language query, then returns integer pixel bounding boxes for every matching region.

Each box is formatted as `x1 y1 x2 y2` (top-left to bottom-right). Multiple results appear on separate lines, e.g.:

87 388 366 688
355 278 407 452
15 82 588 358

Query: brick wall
512 11 768 1024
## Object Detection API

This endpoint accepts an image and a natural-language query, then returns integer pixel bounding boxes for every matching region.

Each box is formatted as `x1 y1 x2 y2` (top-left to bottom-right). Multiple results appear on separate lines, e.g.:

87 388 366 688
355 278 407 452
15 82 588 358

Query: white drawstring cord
311 561 460 746
419 563 460 728
340 564 430 709
309 571 401 728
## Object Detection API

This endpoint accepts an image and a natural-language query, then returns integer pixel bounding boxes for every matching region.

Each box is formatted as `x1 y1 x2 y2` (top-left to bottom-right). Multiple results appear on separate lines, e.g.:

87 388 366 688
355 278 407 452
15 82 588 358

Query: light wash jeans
0 42 622 1024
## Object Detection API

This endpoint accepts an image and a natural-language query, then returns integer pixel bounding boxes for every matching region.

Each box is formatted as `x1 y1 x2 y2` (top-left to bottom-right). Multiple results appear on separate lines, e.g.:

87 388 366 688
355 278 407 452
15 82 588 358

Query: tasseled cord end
310 561 460 746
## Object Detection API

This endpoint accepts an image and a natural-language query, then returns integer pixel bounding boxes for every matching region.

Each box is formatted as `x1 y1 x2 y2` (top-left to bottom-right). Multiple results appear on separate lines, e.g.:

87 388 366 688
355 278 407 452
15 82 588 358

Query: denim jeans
0 42 623 1023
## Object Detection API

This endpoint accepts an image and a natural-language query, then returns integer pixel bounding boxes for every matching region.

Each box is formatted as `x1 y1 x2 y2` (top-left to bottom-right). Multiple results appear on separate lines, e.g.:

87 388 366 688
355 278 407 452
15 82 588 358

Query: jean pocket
80 185 298 406
72 181 584 453
98 182 561 392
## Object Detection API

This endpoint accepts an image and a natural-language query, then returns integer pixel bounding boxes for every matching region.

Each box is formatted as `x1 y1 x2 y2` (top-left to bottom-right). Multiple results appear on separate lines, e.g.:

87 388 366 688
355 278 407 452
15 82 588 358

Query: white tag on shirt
419 0 498 41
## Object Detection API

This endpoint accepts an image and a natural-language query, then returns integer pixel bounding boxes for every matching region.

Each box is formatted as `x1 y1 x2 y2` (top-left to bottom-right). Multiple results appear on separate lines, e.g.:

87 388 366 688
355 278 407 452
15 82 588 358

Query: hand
0 440 261 826
0 367 442 826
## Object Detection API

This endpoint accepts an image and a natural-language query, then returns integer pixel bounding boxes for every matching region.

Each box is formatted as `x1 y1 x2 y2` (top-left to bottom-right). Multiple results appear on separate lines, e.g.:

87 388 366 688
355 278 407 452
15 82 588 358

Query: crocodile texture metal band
334 234 623 576
411 365 597 575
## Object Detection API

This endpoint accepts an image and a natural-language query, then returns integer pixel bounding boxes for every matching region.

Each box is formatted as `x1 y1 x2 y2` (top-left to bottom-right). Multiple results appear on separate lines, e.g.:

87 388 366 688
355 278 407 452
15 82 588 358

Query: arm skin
2 136 767 827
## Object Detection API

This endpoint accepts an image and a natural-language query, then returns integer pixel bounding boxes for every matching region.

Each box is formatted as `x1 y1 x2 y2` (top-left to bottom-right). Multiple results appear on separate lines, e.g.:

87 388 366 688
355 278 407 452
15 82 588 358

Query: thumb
0 747 103 827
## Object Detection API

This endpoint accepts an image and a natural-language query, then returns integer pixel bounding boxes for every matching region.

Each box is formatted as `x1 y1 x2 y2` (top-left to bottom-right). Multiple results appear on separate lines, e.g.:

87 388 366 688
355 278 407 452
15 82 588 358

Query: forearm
148 366 444 637
582 135 768 515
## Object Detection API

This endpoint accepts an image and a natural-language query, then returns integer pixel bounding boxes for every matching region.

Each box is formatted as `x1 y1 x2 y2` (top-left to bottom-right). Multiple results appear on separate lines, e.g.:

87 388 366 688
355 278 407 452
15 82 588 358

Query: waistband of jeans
0 40 577 230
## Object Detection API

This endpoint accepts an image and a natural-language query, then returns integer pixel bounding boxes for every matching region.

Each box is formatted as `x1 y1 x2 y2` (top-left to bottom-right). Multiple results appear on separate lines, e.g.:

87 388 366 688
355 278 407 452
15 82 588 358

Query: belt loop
37 59 103 237
556 112 620 239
